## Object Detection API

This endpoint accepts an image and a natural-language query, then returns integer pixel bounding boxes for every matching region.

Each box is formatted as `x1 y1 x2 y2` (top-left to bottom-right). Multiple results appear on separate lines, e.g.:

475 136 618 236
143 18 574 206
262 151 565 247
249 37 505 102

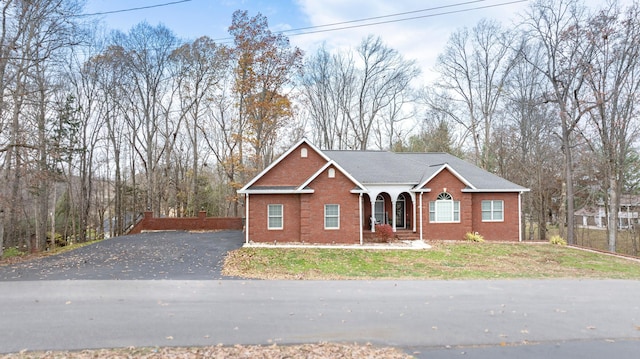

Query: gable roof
324 151 528 192
239 140 528 194
238 138 329 193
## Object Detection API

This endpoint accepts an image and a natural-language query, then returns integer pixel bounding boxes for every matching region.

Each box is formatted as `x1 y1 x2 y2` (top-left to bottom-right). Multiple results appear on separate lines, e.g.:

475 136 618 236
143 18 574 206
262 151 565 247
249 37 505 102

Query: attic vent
328 168 336 178
301 148 308 158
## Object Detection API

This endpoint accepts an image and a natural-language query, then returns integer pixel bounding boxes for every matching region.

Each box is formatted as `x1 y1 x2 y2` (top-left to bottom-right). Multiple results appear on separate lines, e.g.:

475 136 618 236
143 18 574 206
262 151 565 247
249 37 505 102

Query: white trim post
518 192 523 242
245 194 250 244
419 193 424 241
359 193 363 245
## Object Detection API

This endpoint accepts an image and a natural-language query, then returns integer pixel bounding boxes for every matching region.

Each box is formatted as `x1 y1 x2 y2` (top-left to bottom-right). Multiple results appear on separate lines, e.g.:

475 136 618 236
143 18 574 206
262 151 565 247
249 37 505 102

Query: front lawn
222 242 640 280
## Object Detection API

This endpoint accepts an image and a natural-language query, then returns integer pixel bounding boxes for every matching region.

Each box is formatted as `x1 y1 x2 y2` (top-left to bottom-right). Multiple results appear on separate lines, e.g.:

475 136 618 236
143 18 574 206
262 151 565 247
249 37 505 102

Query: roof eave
238 189 315 194
461 188 530 193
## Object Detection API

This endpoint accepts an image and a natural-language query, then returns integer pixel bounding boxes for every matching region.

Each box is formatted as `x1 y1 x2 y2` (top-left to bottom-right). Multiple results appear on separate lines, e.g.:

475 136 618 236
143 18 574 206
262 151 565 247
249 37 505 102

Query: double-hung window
324 204 340 229
429 192 460 223
481 200 503 222
267 204 283 230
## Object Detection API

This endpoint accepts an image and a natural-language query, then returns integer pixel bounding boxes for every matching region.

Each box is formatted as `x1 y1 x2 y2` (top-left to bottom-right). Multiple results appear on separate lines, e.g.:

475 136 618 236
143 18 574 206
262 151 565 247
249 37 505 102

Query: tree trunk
607 177 618 252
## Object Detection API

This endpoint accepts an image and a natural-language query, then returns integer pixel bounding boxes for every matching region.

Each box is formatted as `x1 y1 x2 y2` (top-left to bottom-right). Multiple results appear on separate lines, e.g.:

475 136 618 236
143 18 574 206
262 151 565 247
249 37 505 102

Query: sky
82 0 533 81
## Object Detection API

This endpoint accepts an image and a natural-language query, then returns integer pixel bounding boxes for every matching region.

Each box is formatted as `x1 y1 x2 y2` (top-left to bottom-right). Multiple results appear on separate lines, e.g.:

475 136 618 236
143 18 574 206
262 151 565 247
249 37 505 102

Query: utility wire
212 0 528 42
286 0 528 37
274 0 489 33
76 0 193 17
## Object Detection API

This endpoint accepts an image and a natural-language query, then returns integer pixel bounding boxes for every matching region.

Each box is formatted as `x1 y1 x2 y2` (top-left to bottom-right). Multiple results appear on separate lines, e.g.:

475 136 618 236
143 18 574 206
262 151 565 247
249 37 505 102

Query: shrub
2 247 23 259
549 235 567 246
375 224 394 242
464 231 485 242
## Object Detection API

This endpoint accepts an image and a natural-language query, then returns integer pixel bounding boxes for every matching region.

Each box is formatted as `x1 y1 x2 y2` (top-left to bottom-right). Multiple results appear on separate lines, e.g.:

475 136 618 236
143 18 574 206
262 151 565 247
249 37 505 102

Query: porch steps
394 230 420 241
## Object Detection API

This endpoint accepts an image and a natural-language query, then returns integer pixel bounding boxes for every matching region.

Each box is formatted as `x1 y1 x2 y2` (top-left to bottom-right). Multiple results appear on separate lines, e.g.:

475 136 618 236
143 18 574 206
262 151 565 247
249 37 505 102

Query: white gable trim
237 138 330 193
297 160 366 192
416 164 475 191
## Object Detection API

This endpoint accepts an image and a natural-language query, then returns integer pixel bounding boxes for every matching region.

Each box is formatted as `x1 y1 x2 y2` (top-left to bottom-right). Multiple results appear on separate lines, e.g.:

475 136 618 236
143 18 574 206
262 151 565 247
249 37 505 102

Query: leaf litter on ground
0 343 413 359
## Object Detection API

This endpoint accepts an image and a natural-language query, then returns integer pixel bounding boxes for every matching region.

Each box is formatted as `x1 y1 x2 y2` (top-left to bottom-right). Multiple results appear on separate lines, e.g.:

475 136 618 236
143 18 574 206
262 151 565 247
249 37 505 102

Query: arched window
301 148 308 158
328 168 335 178
429 192 460 223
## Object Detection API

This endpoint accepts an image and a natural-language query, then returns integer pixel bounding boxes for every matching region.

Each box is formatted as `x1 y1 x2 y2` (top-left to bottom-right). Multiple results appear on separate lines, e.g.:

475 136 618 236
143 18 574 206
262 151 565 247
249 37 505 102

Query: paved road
1 279 639 356
0 231 244 281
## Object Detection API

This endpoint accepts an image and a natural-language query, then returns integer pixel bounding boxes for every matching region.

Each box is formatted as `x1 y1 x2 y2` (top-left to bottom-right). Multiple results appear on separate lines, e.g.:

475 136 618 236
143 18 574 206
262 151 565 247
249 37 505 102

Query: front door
396 195 406 229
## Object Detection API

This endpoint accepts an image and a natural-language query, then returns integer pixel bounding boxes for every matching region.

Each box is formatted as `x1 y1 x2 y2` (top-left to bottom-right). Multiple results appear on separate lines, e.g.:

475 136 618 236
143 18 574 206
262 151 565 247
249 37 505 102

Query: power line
212 0 528 42
276 0 489 33
76 0 193 17
286 0 529 37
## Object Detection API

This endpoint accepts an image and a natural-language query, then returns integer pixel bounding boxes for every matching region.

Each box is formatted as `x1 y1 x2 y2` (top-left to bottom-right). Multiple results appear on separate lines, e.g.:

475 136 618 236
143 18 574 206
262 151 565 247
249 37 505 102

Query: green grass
223 242 640 280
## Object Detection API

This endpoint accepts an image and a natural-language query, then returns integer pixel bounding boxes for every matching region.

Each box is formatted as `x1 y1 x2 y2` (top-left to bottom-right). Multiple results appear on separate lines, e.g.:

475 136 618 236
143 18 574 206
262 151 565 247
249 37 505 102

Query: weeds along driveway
0 231 245 281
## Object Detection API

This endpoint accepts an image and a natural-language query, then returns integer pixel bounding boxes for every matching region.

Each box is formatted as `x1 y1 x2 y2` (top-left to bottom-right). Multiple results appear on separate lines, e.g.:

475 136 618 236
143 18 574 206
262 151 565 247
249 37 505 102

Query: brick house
238 139 529 244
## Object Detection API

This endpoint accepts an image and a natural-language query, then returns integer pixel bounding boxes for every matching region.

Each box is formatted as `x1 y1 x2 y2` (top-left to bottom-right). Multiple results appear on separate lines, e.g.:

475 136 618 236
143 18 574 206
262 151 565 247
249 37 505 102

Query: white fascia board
417 164 476 191
411 188 432 193
238 138 331 192
363 182 417 186
239 189 315 194
461 188 531 193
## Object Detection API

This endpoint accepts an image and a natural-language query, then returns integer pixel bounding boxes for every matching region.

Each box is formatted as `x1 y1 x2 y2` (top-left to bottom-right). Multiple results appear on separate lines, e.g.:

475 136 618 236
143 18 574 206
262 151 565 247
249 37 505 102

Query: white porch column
412 193 417 232
391 199 397 232
370 198 376 232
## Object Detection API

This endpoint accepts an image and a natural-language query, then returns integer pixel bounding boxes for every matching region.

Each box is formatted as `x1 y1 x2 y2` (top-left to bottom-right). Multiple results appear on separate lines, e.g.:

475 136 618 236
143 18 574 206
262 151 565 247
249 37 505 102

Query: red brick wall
420 169 473 240
253 143 327 187
472 192 521 241
300 165 361 244
128 211 243 234
248 194 301 243
415 169 521 241
248 165 360 244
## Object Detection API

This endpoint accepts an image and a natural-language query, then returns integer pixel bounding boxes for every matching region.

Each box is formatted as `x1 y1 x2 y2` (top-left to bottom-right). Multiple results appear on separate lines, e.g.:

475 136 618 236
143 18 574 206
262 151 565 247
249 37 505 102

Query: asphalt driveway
0 230 245 281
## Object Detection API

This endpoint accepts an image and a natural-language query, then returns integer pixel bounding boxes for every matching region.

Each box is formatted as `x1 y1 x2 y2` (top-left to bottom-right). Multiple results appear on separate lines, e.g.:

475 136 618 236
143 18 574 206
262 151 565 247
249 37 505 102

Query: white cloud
292 0 530 83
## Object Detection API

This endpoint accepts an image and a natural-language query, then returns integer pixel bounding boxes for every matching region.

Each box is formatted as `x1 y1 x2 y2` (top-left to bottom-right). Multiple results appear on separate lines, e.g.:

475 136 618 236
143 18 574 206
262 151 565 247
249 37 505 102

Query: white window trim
268 204 283 230
324 204 340 230
481 200 504 222
429 193 460 223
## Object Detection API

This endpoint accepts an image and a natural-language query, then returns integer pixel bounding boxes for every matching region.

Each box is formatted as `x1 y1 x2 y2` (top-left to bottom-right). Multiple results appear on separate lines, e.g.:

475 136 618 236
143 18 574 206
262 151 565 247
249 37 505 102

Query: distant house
238 139 529 244
575 194 640 229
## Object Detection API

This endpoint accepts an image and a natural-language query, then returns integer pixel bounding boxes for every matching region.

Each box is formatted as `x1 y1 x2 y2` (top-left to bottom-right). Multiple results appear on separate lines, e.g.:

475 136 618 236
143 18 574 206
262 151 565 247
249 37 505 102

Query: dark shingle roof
324 150 526 191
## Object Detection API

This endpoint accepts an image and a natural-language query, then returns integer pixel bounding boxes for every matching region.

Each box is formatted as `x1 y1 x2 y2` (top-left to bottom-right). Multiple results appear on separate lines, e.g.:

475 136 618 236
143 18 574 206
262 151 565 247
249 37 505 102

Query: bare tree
300 45 348 149
0 0 83 252
581 1 640 252
502 40 560 240
110 22 179 215
433 19 516 170
302 36 418 151
170 36 228 215
522 0 594 244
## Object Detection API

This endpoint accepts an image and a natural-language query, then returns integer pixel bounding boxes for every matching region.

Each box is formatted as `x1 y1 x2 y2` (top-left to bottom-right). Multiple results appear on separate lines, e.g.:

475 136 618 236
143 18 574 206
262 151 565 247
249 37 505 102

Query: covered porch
359 186 423 242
